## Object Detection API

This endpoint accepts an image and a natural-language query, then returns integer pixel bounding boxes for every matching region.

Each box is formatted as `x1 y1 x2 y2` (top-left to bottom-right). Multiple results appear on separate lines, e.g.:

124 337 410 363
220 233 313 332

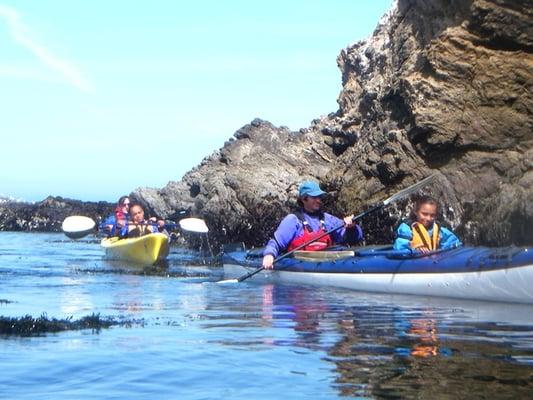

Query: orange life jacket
410 222 440 251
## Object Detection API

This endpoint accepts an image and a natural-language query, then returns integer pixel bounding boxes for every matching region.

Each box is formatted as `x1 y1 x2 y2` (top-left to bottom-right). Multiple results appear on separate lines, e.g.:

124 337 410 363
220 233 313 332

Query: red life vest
287 211 333 252
115 206 128 221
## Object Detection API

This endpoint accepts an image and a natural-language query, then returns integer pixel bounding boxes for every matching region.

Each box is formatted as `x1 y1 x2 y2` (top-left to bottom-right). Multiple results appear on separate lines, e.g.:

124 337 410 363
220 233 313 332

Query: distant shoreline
0 196 114 233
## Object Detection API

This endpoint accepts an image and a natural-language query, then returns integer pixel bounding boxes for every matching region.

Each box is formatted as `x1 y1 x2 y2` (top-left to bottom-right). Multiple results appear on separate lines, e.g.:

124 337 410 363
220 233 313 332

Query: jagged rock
0 197 113 233
7 1 527 249
326 0 533 245
132 118 337 247
135 0 531 249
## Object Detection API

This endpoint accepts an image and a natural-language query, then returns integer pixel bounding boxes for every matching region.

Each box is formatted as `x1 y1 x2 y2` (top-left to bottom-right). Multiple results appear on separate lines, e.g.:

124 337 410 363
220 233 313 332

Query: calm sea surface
1 232 532 399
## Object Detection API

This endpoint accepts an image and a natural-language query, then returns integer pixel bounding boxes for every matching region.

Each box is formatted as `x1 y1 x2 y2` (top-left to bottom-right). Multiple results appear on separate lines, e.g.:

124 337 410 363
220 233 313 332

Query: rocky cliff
134 0 532 248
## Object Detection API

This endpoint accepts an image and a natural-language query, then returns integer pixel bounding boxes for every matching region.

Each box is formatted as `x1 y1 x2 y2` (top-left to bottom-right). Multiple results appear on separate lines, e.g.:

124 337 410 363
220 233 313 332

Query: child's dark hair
409 195 439 220
129 203 143 211
414 195 438 212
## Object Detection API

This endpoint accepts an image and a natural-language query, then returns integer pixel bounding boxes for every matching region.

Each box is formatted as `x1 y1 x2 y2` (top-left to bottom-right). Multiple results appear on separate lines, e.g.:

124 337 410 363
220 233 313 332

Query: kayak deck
101 233 170 265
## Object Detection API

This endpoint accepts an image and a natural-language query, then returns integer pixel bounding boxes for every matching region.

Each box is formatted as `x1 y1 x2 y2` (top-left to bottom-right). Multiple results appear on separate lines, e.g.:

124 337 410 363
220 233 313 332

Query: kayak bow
101 233 169 265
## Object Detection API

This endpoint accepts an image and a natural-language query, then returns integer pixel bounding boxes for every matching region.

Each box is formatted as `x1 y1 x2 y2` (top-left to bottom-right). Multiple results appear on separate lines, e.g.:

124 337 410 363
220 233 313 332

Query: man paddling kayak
262 180 364 269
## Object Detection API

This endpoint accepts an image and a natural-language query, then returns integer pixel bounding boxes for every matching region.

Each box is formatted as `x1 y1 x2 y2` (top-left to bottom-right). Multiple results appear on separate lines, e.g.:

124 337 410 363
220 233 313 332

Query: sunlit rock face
133 118 336 247
136 0 532 248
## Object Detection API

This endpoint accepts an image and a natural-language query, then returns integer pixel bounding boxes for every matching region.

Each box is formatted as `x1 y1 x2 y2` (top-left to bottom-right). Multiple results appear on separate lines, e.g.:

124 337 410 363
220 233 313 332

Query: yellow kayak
101 233 170 265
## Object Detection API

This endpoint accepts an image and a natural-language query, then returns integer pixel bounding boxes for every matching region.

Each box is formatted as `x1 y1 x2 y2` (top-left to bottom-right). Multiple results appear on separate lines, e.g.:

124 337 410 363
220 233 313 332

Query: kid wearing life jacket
262 180 364 269
127 204 168 238
393 195 461 254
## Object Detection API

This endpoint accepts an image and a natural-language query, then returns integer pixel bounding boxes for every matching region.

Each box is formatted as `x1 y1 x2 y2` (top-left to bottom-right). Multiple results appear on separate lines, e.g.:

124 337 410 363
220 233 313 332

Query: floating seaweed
0 313 140 337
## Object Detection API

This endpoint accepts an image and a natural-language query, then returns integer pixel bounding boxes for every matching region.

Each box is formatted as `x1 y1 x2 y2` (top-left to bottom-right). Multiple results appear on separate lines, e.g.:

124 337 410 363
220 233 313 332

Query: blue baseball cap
298 180 327 197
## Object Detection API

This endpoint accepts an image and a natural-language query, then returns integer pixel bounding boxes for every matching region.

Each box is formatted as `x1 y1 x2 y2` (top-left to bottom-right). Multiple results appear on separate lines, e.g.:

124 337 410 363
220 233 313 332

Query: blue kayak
222 246 533 304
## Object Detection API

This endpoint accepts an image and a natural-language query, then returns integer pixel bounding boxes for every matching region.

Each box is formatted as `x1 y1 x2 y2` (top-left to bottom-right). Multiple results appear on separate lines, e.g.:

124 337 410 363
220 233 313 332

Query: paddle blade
62 216 96 239
383 174 437 206
179 217 209 233
216 279 239 284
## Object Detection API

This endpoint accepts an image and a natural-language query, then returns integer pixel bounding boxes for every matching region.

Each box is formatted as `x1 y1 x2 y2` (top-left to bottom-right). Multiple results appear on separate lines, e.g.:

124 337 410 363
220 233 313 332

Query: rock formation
0 197 113 233
133 0 532 248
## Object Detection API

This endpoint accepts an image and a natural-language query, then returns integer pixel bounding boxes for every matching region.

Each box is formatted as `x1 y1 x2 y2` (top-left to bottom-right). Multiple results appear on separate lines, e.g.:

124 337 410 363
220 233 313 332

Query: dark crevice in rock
322 127 359 156
189 183 201 198
381 90 414 129
472 38 533 53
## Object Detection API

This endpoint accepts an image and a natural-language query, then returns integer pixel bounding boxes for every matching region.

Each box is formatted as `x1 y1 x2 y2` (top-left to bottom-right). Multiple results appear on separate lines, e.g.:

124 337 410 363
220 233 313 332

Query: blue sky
0 1 393 202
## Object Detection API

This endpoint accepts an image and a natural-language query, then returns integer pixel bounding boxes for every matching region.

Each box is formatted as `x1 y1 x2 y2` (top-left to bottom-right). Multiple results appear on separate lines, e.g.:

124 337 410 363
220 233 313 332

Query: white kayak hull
223 246 533 304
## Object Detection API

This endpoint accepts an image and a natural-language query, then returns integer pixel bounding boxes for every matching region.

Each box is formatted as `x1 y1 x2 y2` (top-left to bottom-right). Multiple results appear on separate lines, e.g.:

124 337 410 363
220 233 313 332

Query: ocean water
1 232 532 399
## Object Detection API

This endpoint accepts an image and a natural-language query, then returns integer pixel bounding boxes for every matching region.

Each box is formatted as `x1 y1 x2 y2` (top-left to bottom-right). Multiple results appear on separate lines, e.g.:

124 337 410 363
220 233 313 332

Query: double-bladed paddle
62 215 208 239
218 174 436 284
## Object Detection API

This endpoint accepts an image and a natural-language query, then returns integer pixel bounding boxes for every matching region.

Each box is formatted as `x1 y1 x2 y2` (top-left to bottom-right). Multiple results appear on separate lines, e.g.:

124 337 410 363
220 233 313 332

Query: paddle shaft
104 220 174 229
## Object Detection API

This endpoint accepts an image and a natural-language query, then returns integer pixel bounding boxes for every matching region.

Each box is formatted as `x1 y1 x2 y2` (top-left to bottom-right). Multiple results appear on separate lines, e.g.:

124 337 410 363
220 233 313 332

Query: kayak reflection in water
260 284 328 348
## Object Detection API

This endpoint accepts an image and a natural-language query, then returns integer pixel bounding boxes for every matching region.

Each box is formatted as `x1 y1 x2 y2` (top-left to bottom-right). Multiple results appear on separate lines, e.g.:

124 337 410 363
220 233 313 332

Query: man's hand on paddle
262 254 274 269
343 215 356 228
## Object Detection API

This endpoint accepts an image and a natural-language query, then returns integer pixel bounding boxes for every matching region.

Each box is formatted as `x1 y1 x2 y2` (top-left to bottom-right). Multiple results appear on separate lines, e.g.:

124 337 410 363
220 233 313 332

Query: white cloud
0 4 94 93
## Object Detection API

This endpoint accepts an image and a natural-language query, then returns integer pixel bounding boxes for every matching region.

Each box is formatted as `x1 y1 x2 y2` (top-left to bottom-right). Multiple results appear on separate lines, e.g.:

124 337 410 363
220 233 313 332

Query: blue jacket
263 211 364 258
393 222 462 254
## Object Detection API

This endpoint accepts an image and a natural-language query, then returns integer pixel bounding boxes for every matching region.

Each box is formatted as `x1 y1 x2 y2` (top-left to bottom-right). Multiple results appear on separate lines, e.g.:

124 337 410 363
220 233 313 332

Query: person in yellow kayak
114 196 130 230
393 195 461 254
127 204 168 238
101 195 130 236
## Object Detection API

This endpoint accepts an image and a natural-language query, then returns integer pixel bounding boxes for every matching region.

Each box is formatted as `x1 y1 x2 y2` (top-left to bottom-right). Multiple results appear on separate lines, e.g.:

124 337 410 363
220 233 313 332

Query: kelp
0 313 137 337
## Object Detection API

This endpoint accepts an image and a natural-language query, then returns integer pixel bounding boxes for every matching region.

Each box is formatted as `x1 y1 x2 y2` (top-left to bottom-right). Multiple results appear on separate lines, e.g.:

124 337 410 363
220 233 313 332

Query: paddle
218 174 436 284
178 217 209 233
62 215 208 239
62 216 97 239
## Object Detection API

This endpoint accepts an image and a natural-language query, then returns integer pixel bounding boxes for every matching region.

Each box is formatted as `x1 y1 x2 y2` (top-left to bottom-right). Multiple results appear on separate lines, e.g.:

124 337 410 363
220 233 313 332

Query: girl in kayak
262 180 364 269
127 204 167 238
393 195 461 254
114 196 130 230
101 196 130 236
